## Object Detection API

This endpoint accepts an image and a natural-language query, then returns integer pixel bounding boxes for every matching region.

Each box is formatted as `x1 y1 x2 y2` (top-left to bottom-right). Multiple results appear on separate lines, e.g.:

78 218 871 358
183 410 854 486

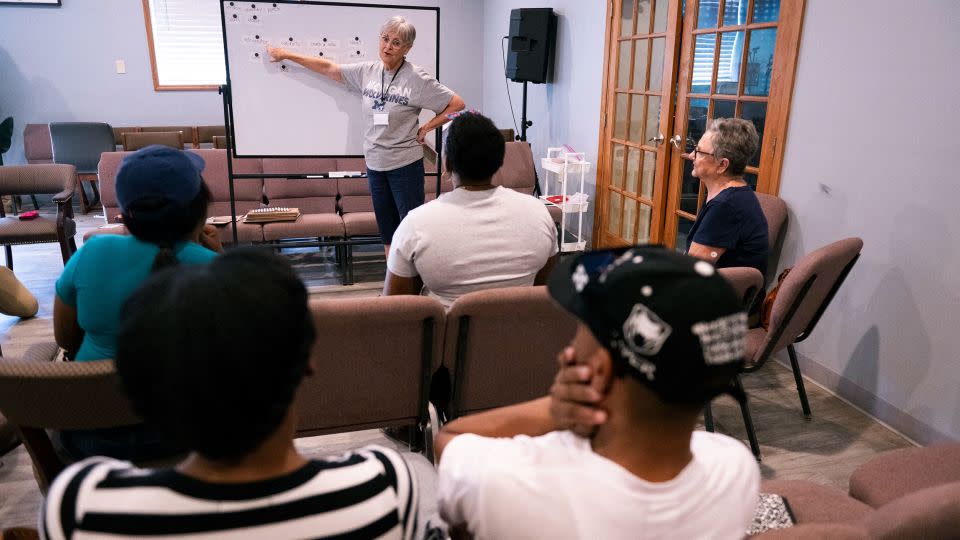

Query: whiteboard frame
219 0 441 158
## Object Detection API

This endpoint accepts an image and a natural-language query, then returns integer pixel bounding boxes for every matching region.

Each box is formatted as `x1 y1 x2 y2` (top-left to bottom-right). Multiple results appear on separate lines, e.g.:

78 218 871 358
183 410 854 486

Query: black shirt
687 185 769 278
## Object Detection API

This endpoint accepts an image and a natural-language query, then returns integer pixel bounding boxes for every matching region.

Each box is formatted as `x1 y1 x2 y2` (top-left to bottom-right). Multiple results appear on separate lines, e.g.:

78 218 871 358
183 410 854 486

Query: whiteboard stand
540 147 590 253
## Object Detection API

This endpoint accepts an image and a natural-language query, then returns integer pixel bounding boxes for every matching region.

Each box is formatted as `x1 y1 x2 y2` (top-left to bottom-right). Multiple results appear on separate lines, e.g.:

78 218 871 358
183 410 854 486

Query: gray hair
381 16 416 47
705 118 759 176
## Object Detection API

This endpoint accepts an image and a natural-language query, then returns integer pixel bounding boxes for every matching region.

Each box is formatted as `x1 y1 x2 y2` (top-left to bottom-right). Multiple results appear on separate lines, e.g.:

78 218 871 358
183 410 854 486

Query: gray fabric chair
736 238 864 460
0 164 77 270
295 295 444 461
121 130 183 151
443 286 579 420
0 358 141 493
49 122 115 213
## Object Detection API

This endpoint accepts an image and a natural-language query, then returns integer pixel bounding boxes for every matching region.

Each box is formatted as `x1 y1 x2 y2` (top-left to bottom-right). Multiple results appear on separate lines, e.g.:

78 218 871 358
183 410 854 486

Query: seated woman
383 112 558 309
43 250 420 539
53 145 221 460
686 118 769 278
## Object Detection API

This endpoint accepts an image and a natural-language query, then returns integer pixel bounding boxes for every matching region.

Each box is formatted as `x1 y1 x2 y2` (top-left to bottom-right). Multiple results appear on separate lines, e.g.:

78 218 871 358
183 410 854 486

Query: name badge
374 113 389 126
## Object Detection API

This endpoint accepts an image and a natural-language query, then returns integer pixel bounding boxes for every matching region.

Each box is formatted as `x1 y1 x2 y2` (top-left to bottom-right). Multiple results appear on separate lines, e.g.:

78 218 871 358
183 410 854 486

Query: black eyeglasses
691 147 717 160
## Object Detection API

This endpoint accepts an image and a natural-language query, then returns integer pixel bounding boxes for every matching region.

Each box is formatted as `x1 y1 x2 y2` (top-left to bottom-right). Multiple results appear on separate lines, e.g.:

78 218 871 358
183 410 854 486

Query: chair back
0 164 75 197
491 141 538 195
122 130 183 151
197 125 226 145
212 135 228 149
0 358 141 492
756 192 788 282
751 237 863 365
294 295 444 436
140 126 195 147
48 122 115 174
23 124 53 164
718 266 765 310
444 286 578 418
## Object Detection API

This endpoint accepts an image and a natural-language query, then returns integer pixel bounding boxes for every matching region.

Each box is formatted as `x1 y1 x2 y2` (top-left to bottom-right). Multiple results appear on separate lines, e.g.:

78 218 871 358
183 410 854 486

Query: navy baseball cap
116 145 205 211
548 245 748 404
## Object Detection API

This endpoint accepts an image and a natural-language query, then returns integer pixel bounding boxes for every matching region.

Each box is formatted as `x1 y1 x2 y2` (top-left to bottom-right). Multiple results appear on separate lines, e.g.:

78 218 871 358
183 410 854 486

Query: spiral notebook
242 207 301 223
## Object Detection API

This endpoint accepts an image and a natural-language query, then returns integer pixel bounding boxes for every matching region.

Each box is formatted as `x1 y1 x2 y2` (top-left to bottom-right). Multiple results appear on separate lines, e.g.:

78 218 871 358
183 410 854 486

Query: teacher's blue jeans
367 159 425 245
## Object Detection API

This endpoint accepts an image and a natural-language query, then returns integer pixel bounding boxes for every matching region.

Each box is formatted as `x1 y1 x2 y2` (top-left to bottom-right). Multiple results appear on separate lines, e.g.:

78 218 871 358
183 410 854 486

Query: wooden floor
0 208 913 529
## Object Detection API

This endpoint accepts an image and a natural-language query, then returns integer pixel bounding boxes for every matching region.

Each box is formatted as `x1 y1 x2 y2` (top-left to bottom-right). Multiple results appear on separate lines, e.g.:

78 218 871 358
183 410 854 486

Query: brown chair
0 164 77 270
736 238 864 460
197 125 226 147
211 135 229 149
848 443 960 508
756 192 788 283
295 295 444 461
0 358 141 493
140 126 195 147
111 127 139 148
121 130 183 151
704 266 765 433
444 286 579 419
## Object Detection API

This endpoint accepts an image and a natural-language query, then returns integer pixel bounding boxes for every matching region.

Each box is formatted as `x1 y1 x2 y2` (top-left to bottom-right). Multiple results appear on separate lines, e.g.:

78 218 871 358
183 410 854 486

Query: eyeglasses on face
381 35 404 49
691 147 717 160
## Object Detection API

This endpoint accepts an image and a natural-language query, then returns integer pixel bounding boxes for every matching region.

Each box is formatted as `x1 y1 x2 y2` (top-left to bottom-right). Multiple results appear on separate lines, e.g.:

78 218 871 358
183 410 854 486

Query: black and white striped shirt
41 445 417 539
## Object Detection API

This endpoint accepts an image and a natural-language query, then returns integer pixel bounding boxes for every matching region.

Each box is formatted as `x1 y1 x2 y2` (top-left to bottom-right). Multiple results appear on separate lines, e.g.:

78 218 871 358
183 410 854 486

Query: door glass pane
752 0 780 23
617 41 633 89
676 216 695 252
623 197 638 243
716 31 744 95
649 37 665 90
686 98 709 152
691 34 715 93
722 0 748 26
712 99 736 119
740 101 767 167
629 94 645 141
620 0 635 37
680 158 699 215
696 0 719 28
637 204 652 243
632 39 649 90
744 172 758 190
652 0 668 33
607 191 623 237
645 95 661 144
745 28 777 96
611 143 626 189
614 94 629 140
625 147 641 194
636 0 652 35
641 150 656 199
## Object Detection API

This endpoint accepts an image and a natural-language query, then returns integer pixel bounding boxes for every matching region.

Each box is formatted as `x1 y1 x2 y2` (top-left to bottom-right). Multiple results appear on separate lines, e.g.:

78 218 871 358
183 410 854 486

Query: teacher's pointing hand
266 44 287 62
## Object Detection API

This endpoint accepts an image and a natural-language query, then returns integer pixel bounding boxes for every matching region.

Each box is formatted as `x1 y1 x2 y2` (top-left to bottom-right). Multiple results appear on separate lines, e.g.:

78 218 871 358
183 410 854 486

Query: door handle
669 135 683 150
648 133 664 145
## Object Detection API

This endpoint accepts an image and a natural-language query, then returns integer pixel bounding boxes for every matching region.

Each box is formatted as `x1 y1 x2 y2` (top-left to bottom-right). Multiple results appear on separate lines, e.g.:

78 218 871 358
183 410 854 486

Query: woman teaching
267 16 465 255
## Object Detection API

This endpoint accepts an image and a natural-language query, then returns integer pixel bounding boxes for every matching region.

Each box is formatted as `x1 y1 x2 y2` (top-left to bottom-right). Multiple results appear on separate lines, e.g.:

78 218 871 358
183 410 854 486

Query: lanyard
379 59 404 106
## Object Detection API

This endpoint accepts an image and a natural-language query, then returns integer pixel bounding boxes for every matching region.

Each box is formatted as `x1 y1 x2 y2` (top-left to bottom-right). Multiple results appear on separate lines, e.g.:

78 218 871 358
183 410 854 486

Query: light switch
115 59 126 74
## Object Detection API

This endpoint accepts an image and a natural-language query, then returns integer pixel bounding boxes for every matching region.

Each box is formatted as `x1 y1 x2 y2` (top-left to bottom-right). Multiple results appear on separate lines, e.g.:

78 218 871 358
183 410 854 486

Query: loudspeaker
505 8 558 84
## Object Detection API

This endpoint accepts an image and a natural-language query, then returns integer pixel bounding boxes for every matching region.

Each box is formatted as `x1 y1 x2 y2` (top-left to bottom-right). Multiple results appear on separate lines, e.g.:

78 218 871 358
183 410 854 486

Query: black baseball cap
548 245 747 404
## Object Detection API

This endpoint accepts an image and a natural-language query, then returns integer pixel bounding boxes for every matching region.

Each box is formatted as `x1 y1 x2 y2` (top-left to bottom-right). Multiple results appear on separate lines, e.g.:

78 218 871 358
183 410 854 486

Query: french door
594 0 804 249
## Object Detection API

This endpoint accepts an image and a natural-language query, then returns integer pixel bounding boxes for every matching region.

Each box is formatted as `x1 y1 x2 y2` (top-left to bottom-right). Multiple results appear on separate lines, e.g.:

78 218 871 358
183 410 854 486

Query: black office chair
49 122 115 214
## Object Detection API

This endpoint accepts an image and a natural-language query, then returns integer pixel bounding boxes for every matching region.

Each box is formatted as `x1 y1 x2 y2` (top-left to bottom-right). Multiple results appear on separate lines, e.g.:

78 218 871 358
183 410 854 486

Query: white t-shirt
437 430 760 540
387 186 558 309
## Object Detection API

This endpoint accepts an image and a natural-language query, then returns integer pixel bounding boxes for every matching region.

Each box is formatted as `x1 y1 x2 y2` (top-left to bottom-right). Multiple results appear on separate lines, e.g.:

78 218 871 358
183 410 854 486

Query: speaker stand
519 81 533 142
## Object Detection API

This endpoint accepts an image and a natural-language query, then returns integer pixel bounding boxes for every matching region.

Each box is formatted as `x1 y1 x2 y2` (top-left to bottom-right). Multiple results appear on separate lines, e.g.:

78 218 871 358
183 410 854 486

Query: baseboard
778 352 956 446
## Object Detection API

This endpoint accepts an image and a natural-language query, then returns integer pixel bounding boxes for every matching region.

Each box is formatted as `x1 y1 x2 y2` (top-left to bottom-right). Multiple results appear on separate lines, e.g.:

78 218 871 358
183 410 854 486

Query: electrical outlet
115 59 126 74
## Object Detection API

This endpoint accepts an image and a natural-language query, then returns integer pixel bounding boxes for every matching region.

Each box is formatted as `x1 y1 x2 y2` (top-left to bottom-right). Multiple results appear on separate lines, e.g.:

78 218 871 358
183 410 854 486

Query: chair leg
787 344 813 418
4 245 12 271
89 180 101 209
343 244 355 286
703 402 715 432
76 177 91 214
31 195 40 211
735 376 762 461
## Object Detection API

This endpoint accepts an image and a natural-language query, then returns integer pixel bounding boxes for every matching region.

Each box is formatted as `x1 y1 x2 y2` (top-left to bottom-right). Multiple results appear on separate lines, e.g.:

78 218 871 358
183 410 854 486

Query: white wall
481 0 606 244
0 0 482 164
777 0 960 443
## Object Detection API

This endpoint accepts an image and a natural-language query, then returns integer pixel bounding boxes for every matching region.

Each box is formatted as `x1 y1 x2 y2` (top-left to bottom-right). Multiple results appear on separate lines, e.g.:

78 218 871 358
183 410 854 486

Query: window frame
141 0 223 92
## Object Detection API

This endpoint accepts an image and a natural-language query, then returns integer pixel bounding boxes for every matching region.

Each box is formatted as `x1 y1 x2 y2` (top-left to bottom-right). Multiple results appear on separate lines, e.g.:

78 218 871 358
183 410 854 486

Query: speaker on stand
505 8 558 144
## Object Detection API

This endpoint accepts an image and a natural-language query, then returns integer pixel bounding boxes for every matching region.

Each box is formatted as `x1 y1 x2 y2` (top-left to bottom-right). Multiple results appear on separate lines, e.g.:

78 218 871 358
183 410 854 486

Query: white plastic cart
540 147 591 252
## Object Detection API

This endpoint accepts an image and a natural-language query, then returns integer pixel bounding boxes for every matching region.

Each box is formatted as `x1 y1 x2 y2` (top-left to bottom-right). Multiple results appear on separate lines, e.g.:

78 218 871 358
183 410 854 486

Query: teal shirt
55 235 217 361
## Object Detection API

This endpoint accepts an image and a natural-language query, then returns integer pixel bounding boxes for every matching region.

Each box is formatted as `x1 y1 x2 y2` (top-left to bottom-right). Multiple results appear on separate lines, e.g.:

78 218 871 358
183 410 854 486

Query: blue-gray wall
0 0 483 164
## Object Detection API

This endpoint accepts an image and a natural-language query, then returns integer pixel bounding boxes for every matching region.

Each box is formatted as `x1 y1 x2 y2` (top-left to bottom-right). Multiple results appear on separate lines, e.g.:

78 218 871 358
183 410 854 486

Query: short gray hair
706 118 759 176
381 16 416 47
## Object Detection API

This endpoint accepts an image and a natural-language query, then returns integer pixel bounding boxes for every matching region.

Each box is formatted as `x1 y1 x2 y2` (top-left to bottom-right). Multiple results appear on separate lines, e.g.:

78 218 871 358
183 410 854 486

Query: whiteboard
221 1 439 157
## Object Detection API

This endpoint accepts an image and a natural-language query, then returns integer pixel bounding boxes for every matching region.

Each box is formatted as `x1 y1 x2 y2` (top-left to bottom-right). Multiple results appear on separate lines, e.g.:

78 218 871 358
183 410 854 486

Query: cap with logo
116 145 206 211
548 245 747 404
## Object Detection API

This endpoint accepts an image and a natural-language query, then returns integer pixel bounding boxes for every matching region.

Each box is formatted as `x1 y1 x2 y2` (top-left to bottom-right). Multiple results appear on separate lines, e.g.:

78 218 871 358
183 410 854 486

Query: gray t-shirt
341 61 454 171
